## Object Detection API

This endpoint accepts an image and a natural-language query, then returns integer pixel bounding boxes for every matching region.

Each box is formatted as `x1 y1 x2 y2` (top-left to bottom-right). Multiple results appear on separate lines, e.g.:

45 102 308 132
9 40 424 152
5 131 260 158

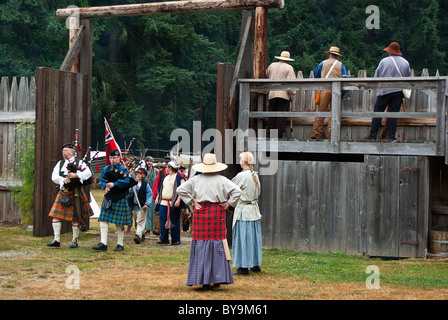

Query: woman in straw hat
176 153 242 291
231 152 262 275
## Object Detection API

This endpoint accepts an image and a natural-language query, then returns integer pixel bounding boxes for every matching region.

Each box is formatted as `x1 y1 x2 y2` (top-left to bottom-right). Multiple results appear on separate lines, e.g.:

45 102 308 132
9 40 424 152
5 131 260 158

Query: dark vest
128 180 148 209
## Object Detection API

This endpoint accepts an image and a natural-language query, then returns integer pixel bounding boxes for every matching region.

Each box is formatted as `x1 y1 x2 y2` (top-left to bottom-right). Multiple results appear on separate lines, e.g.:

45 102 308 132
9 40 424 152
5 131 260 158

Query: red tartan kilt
49 188 93 221
192 202 226 240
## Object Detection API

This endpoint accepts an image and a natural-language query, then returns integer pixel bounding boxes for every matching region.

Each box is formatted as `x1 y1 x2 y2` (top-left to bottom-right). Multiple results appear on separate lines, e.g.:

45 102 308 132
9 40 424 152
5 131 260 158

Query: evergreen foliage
0 0 447 151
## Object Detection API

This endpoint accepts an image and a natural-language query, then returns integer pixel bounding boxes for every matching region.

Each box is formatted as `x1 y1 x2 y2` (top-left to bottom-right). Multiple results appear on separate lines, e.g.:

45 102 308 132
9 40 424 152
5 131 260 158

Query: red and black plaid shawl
192 202 226 241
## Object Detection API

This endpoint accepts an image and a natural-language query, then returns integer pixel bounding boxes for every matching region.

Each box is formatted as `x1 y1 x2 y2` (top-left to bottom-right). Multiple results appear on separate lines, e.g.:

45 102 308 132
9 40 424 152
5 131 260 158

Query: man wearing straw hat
312 46 348 140
266 51 296 138
176 153 242 291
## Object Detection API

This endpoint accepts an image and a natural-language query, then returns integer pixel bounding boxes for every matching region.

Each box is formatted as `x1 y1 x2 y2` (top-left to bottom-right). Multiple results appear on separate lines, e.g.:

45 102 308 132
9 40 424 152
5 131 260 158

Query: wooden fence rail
238 74 448 161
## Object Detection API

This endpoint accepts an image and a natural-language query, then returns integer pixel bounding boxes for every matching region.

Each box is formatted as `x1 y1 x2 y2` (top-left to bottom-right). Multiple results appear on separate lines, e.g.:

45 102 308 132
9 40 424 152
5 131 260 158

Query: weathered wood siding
34 68 91 237
0 76 36 224
259 155 429 258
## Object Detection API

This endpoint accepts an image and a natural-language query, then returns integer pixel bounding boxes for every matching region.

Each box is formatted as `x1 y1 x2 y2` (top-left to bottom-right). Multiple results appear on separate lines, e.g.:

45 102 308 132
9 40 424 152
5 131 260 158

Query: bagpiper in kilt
93 149 136 252
47 143 93 249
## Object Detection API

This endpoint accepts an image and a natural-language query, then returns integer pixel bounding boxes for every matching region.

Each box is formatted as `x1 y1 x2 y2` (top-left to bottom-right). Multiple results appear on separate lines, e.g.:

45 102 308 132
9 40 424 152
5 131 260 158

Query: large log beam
56 0 284 19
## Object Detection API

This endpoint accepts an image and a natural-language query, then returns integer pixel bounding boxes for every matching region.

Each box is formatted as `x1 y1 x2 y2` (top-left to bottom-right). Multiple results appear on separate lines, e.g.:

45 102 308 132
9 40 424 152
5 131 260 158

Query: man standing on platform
312 46 348 140
366 42 411 141
266 51 296 138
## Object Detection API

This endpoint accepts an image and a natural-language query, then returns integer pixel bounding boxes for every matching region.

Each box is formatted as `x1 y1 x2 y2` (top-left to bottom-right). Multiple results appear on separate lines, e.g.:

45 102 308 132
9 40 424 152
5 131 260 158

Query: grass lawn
0 189 447 301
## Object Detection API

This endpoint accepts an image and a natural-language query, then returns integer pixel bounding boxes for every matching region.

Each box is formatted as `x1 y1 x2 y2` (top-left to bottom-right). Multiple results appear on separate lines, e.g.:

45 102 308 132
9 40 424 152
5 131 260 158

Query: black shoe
310 136 318 140
171 241 181 245
201 284 211 292
93 242 108 251
233 268 249 275
134 234 141 244
141 234 145 242
156 240 169 245
46 239 60 247
250 266 261 272
69 240 78 249
387 136 397 141
114 244 124 252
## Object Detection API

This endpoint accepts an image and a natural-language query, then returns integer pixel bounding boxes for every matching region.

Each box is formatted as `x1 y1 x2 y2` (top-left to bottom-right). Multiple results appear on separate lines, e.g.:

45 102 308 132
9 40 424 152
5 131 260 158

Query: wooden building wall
259 155 429 258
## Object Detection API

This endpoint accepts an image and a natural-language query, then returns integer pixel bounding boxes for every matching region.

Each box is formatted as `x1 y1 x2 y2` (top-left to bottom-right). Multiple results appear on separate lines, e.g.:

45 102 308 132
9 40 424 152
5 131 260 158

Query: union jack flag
104 118 122 165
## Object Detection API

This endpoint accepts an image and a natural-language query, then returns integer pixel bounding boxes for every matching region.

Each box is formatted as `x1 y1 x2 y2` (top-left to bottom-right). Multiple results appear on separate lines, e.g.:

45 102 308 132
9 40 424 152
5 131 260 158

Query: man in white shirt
47 143 93 248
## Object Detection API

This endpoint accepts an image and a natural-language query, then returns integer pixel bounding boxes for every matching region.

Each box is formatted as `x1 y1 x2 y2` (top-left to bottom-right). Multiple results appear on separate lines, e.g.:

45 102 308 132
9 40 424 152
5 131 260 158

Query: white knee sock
100 221 109 245
116 225 124 246
52 219 61 242
72 223 80 242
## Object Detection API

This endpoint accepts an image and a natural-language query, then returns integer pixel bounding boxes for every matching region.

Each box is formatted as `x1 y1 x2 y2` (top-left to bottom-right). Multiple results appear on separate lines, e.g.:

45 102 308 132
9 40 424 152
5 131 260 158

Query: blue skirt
232 219 262 268
186 240 234 286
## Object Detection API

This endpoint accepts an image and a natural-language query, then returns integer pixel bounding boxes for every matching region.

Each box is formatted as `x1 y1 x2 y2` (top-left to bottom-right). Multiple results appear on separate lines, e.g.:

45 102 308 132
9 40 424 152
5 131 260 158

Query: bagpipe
102 138 138 206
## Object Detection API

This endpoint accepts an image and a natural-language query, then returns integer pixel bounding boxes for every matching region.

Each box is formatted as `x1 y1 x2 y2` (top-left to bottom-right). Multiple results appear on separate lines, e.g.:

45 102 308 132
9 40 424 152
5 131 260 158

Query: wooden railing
238 76 448 161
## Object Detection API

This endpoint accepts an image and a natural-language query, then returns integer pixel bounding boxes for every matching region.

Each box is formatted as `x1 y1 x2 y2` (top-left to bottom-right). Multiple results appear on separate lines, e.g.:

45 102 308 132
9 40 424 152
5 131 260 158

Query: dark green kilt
99 198 131 226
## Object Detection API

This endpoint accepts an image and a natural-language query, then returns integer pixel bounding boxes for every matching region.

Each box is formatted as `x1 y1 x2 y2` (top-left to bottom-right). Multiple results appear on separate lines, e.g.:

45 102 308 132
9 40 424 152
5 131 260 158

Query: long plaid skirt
186 240 234 286
192 202 226 241
99 198 131 226
49 188 93 222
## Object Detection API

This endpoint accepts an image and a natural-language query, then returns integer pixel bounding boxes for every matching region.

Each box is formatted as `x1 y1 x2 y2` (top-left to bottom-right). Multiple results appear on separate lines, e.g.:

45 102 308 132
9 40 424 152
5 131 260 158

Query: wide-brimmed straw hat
383 42 402 56
275 51 294 62
325 46 342 57
192 153 227 173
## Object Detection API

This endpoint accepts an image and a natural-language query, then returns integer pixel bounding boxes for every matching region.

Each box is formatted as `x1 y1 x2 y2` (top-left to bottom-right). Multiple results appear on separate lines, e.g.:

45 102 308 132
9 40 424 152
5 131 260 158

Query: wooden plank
253 139 438 156
398 156 419 257
365 155 383 256
249 111 438 119
60 25 85 72
381 156 399 257
56 0 285 19
331 81 341 152
434 79 447 158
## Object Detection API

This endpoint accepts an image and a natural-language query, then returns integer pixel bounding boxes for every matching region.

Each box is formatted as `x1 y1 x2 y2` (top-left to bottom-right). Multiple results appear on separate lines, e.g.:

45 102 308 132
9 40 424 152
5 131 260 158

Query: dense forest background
0 0 447 152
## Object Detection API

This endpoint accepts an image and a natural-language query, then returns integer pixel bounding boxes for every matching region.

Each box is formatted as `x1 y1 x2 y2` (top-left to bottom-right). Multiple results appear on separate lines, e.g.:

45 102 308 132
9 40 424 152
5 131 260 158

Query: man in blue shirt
366 42 411 140
312 46 348 139
94 149 134 251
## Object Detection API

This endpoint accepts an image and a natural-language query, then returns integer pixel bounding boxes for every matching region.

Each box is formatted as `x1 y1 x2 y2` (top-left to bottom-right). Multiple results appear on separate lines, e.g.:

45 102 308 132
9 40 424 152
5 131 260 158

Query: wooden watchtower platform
234 74 448 258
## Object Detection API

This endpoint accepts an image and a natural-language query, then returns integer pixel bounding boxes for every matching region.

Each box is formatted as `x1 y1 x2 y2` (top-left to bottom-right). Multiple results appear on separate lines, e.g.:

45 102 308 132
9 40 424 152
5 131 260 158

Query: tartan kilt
49 188 93 221
99 198 131 226
192 202 226 241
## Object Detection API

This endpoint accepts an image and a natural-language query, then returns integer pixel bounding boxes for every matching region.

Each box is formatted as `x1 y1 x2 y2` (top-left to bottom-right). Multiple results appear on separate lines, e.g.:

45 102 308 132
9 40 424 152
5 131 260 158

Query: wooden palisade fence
0 76 36 224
